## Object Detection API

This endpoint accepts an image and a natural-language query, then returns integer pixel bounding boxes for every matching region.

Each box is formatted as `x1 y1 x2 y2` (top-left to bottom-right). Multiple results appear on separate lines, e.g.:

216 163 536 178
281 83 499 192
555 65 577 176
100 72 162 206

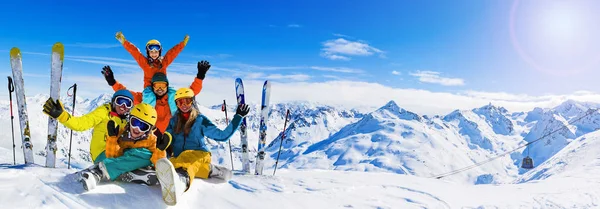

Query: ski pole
7 76 16 165
67 84 77 169
222 100 234 171
273 109 290 176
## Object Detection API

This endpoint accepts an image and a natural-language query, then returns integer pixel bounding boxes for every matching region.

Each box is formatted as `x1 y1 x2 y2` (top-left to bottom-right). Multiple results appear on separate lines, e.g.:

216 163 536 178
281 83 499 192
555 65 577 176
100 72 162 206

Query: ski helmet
146 39 162 55
129 103 158 126
174 87 194 100
112 90 134 104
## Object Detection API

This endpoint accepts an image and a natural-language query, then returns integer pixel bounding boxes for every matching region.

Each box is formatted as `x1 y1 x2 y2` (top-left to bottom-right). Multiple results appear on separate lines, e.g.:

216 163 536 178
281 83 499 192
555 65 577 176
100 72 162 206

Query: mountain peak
373 100 422 121
473 103 508 114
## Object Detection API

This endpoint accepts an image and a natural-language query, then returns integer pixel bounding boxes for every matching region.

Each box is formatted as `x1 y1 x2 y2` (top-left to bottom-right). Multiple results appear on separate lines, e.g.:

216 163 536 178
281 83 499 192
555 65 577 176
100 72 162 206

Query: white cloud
321 38 384 61
6 70 600 116
392 71 401 75
320 54 351 61
287 24 302 28
409 71 465 86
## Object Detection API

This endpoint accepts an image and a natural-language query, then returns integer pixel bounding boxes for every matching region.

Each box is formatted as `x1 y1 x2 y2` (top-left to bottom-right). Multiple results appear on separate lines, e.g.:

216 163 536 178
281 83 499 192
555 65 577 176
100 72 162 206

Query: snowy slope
519 101 600 172
1 146 599 209
517 130 600 183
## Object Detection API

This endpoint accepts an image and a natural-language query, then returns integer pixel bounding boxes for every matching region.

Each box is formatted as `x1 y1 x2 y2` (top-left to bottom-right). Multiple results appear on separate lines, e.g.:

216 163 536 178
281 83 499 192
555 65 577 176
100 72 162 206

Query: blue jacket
167 112 243 157
142 86 178 116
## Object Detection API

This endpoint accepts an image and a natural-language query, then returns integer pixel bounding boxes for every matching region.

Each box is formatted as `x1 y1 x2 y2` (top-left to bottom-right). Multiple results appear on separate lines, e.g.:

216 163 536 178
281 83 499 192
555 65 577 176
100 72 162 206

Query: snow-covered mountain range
1 94 599 185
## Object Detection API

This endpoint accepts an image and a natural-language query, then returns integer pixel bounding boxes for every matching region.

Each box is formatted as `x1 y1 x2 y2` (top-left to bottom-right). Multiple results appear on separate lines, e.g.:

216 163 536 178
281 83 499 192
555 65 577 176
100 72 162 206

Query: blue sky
2 0 600 114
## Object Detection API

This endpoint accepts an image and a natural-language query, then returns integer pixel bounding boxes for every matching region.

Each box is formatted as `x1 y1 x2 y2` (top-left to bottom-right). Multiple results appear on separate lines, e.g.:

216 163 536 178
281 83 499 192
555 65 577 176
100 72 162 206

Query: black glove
236 104 250 117
156 131 172 151
107 120 119 137
101 65 116 86
196 60 210 80
43 98 64 119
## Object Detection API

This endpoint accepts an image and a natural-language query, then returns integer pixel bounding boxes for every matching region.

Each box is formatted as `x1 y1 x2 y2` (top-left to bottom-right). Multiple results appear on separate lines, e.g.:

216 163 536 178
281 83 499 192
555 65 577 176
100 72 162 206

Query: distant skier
154 87 250 206
101 60 209 133
78 103 171 191
42 90 159 185
115 31 189 88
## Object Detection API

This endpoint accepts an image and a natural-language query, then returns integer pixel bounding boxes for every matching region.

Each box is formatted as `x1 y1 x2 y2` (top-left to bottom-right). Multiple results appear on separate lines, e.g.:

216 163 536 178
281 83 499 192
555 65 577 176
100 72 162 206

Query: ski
235 78 250 173
46 42 64 168
255 80 271 175
9 47 35 164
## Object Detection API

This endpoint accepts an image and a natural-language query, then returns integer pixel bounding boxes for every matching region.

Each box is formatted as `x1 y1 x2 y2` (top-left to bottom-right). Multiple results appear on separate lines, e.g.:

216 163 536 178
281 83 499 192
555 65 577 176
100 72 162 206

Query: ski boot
80 162 109 191
118 166 158 186
209 164 233 181
155 158 189 206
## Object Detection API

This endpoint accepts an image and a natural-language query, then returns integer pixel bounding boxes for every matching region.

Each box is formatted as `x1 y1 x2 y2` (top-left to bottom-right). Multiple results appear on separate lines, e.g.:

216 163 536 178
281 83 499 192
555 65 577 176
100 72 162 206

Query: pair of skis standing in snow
40 32 255 206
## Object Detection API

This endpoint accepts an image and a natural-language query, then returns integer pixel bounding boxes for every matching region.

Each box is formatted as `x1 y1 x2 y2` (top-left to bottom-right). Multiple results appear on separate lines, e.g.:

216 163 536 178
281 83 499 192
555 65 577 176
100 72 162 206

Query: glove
115 31 126 44
196 60 210 80
101 65 116 86
107 120 119 137
42 98 64 119
236 104 250 117
183 34 190 46
156 131 172 151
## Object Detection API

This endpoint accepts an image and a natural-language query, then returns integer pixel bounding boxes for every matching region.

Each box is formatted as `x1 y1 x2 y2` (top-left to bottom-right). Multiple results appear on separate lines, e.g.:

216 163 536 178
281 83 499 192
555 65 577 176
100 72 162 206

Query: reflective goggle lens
114 96 133 108
176 97 193 106
147 44 161 52
153 82 167 90
130 116 151 132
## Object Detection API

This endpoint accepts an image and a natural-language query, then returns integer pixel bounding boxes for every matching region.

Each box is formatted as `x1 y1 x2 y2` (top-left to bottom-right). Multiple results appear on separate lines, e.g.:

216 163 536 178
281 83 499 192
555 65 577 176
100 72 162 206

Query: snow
2 94 600 208
1 148 600 208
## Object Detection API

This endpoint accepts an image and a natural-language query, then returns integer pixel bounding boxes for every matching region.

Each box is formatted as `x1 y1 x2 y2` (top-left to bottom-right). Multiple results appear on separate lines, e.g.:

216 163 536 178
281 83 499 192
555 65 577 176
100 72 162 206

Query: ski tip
52 42 64 61
10 47 20 58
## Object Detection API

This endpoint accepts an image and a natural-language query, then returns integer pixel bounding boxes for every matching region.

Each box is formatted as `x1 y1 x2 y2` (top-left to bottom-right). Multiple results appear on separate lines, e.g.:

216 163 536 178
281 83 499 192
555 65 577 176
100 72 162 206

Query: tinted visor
130 116 151 132
114 96 133 108
147 44 161 52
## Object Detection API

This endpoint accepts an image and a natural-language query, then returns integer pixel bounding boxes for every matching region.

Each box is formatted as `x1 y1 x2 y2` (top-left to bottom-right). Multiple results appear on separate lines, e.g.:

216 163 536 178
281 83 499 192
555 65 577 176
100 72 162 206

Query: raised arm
161 35 189 68
189 60 211 95
105 120 124 158
102 66 143 104
115 31 149 69
200 104 249 142
40 96 112 132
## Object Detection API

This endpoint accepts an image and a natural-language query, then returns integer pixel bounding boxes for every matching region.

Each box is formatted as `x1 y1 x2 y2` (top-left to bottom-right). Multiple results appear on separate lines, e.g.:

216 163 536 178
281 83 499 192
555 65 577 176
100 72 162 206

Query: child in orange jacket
115 31 189 88
78 103 171 191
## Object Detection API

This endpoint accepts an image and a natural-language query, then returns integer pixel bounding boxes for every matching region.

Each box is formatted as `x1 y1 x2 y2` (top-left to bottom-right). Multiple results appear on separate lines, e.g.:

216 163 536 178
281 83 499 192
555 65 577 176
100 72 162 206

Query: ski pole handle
7 76 14 93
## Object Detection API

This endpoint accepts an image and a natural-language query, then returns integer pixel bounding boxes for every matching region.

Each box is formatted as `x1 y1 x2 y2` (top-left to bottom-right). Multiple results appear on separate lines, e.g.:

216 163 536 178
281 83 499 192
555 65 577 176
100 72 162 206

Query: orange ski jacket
122 40 186 88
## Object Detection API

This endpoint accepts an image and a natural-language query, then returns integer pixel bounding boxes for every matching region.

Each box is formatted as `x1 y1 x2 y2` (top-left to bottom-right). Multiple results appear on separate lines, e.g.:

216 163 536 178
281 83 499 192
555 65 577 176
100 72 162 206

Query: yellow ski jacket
57 103 128 162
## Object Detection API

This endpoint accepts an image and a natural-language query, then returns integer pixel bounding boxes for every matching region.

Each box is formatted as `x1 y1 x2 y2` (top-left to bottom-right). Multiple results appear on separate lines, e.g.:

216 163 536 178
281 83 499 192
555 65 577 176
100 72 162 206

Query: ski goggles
114 96 133 108
130 116 152 133
147 44 161 52
153 82 167 90
176 97 194 107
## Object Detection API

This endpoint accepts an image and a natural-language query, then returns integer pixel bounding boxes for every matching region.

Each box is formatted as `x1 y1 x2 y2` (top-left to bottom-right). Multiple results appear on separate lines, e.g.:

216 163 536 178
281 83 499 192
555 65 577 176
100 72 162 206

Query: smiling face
129 125 145 138
148 50 160 60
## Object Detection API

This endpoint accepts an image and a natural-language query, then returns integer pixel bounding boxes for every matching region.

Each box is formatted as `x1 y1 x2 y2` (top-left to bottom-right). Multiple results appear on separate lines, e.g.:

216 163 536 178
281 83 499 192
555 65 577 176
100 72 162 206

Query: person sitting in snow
115 31 189 88
154 87 250 206
79 103 171 191
101 60 209 134
42 90 160 185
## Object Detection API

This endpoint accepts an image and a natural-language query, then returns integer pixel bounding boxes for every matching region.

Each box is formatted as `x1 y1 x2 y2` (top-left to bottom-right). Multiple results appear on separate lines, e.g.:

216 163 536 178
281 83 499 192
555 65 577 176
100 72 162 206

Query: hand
42 98 64 119
156 131 172 151
107 120 120 137
183 35 190 46
101 65 116 86
115 31 126 44
196 60 210 80
236 104 250 117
